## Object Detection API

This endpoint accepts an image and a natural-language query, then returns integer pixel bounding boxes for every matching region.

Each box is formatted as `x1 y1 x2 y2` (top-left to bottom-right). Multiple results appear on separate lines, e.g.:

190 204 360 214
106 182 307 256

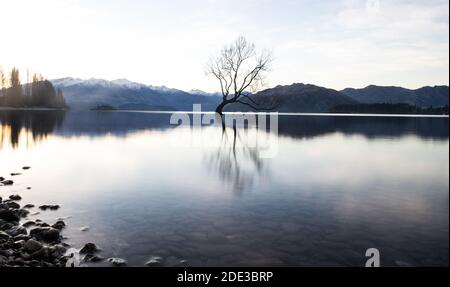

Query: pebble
9 195 22 201
39 205 60 211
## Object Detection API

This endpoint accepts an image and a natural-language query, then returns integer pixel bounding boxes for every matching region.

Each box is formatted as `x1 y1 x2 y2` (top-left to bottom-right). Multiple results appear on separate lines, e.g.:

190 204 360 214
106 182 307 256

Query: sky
0 0 448 92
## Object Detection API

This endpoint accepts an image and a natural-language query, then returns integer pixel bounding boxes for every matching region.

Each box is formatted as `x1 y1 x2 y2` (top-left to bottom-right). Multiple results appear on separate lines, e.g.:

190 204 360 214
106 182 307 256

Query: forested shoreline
0 67 67 109
330 103 449 115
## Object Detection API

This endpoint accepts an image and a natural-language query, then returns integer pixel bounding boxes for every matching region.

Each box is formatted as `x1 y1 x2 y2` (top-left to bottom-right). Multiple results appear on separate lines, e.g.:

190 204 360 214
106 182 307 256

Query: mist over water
1 110 448 266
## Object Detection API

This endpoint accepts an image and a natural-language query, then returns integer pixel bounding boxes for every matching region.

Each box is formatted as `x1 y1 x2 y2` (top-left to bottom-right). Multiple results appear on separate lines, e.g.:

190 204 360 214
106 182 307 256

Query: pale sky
0 0 448 92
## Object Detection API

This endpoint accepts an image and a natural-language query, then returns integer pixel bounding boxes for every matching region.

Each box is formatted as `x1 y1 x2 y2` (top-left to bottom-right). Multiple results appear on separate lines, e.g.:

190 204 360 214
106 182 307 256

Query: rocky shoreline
0 167 107 267
1 167 189 268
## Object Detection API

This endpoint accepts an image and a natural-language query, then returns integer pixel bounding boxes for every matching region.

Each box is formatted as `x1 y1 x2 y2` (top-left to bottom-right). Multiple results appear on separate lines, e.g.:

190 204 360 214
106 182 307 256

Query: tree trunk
215 101 227 115
215 101 227 131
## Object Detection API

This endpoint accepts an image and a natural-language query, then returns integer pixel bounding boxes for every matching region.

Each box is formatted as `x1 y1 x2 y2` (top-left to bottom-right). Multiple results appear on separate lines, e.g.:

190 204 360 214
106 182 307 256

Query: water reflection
0 110 65 148
204 126 267 195
0 110 448 267
1 111 448 149
277 115 449 140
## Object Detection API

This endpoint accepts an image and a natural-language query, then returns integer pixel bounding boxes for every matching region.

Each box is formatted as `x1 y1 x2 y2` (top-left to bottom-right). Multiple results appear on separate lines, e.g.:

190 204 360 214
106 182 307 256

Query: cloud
273 0 449 89
0 0 447 91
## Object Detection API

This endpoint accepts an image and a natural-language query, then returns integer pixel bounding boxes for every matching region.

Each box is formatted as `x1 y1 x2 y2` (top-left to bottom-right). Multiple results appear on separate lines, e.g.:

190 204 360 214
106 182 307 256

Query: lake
0 110 448 267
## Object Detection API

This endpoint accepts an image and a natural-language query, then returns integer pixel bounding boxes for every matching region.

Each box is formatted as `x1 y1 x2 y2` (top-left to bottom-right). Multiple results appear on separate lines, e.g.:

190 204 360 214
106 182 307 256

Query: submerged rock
0 222 14 231
48 244 67 259
145 256 163 267
5 201 20 209
9 195 22 201
14 234 31 241
30 227 60 243
22 221 36 227
28 246 50 261
0 176 100 268
5 226 27 237
80 243 99 254
24 239 43 253
52 220 66 230
0 231 11 240
83 254 104 262
79 226 89 232
18 209 29 218
12 239 26 249
0 171 100 268
0 209 19 222
39 205 60 211
108 257 127 266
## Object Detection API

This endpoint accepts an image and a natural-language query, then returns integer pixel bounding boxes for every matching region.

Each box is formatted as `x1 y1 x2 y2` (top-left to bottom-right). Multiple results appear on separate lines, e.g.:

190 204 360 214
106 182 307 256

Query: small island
91 104 117 111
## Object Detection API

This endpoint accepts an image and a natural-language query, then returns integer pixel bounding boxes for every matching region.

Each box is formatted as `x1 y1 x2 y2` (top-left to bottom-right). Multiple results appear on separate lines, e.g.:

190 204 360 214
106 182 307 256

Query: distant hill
51 78 220 111
341 85 449 107
225 83 357 112
51 78 449 113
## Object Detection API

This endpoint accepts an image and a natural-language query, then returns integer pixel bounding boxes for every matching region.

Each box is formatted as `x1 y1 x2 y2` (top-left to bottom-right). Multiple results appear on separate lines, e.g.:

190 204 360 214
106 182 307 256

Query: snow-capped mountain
188 89 222 97
110 79 147 89
51 77 221 111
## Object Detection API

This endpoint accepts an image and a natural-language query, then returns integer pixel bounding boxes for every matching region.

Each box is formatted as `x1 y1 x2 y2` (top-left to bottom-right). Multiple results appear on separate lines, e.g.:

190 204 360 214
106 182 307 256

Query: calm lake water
0 110 448 267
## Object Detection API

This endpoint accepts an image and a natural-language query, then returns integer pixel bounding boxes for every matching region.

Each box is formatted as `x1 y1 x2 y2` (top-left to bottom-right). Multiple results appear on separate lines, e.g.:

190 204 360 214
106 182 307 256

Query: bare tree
206 36 274 116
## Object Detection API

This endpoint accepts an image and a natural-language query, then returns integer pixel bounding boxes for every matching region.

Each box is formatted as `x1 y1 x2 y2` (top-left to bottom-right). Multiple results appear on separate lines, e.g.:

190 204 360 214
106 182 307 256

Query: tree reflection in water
204 124 270 195
0 110 65 148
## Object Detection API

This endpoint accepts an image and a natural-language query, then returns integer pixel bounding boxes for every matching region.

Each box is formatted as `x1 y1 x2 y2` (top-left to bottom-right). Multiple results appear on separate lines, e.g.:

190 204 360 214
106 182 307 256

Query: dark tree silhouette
4 67 24 107
31 76 66 108
206 36 274 116
0 67 66 109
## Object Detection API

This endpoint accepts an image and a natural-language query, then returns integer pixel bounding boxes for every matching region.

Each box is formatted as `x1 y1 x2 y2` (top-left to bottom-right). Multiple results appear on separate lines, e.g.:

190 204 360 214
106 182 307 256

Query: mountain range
341 85 449 107
51 77 449 112
51 77 220 111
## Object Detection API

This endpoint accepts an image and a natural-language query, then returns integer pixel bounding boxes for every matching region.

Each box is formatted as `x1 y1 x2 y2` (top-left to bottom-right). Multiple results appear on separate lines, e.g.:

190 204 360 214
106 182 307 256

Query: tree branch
236 99 277 111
